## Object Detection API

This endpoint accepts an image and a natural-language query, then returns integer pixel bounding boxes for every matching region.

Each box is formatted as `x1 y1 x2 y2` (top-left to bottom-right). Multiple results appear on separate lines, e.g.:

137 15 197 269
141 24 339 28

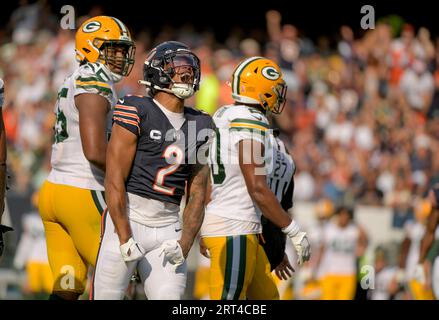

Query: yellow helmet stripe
232 56 263 95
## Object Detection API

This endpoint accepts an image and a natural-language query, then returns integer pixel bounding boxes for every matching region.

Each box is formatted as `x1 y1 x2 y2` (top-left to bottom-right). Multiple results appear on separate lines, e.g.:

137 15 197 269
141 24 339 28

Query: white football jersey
13 211 48 268
404 220 426 280
369 267 397 300
47 62 117 191
319 221 359 276
202 104 270 237
263 134 295 206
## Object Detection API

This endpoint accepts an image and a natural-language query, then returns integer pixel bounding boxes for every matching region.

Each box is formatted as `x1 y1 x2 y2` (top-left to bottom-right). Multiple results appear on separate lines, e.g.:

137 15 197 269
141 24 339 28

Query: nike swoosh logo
118 99 124 104
175 228 182 232
252 115 263 121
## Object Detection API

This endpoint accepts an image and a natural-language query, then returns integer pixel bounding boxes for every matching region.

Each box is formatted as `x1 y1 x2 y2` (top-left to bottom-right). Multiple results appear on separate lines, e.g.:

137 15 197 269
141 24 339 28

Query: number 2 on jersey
153 145 184 195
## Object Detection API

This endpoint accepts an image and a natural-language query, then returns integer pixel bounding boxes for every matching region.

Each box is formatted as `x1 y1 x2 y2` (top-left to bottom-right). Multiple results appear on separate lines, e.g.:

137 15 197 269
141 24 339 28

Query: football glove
282 220 311 265
413 263 426 285
395 268 406 284
159 239 185 267
0 225 13 257
119 237 145 262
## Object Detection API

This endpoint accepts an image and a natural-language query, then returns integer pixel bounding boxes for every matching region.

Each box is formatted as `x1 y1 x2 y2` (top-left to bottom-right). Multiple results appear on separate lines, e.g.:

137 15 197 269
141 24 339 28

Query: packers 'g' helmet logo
82 21 101 33
231 57 287 114
261 66 280 80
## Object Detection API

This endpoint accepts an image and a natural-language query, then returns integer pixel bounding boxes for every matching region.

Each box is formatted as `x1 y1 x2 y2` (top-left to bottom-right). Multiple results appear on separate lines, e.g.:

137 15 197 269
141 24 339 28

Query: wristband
281 220 300 238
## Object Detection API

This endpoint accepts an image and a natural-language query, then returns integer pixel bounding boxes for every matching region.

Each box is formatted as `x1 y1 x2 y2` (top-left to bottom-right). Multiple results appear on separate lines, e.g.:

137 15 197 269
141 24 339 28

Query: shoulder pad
77 62 112 83
118 94 148 106
228 105 269 124
184 106 211 117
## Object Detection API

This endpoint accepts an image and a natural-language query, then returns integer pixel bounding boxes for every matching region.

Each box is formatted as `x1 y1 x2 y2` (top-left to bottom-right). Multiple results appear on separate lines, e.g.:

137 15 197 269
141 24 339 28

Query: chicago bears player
38 16 135 300
91 41 214 300
200 57 310 300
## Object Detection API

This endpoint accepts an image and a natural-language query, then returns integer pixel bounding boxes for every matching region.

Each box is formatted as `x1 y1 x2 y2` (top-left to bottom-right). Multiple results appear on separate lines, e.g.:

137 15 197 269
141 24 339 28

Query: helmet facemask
95 39 136 78
162 51 200 99
260 82 288 114
144 50 200 99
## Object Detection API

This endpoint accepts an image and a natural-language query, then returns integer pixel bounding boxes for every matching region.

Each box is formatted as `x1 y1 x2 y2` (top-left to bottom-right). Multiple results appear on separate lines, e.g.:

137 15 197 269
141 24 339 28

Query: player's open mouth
179 72 193 84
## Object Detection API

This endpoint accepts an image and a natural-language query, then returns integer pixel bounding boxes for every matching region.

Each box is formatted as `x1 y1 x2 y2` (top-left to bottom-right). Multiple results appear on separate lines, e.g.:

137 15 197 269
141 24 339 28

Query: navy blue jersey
112 95 215 205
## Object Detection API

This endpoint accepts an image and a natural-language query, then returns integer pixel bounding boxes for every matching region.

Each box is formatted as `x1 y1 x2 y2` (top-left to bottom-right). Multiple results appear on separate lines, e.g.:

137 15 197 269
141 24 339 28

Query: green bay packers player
0 78 12 258
417 185 439 299
38 16 135 300
314 206 368 300
201 57 310 300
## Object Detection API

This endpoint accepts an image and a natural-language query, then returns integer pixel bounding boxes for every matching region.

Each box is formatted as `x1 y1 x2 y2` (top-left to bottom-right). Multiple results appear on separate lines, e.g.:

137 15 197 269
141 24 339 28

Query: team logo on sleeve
82 21 101 33
261 66 280 80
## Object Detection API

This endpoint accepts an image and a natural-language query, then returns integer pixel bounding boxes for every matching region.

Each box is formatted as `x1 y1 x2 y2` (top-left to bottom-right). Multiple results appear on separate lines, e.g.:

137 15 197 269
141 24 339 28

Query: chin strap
170 83 194 99
138 80 194 99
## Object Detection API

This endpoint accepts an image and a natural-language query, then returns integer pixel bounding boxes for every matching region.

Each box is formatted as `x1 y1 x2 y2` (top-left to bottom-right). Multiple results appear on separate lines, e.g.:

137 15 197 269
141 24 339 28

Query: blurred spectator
400 58 434 112
368 247 399 300
397 198 435 299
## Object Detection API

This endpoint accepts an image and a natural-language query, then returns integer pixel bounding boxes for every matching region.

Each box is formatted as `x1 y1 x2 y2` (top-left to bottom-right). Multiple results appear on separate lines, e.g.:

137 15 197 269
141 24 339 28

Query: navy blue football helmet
139 41 201 99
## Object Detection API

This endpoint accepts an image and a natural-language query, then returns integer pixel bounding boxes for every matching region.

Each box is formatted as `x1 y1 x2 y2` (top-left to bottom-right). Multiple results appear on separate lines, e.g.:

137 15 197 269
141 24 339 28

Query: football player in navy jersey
91 41 214 300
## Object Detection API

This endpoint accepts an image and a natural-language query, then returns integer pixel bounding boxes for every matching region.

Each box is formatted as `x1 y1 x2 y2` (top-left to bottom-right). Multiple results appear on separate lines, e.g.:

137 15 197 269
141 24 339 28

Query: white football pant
92 212 187 300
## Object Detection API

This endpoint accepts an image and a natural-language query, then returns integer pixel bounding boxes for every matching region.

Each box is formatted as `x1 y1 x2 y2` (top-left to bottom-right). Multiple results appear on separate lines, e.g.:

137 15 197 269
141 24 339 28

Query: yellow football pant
193 266 210 300
320 274 356 300
26 262 53 294
299 280 323 300
38 180 106 294
273 274 294 300
409 280 435 300
203 234 279 300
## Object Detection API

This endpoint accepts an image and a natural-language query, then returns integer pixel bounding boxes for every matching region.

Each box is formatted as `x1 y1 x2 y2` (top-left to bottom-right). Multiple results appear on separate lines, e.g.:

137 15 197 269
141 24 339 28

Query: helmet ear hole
264 93 272 98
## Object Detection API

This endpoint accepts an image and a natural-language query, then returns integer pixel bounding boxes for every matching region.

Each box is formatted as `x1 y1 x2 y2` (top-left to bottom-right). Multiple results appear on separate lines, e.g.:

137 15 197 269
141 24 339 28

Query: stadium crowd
0 1 438 299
